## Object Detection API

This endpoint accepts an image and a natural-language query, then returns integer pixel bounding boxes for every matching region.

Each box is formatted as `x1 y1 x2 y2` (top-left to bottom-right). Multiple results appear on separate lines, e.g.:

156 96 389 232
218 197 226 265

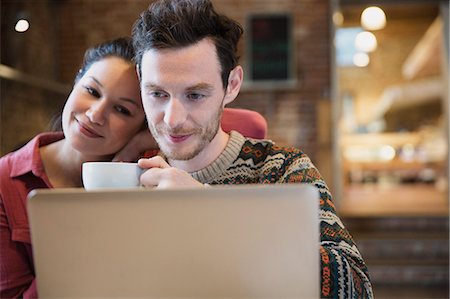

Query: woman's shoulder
0 132 63 179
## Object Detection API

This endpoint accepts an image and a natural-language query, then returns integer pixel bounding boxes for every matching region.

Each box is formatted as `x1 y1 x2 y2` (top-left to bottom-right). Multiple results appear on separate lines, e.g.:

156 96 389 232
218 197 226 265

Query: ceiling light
333 11 344 26
15 19 30 32
361 6 386 31
353 52 370 67
355 31 377 52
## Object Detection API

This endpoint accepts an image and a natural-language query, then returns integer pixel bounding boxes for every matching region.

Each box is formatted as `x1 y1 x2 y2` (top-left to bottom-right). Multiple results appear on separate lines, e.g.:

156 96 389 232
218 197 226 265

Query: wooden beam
402 17 443 80
0 64 70 94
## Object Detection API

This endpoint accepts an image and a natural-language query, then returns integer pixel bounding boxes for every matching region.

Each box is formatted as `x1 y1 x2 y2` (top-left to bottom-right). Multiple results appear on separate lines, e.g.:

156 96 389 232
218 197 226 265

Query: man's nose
163 98 187 129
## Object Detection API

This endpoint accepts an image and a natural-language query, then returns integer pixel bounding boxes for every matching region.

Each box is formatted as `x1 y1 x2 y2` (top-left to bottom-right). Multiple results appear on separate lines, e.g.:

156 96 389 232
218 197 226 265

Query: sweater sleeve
282 155 374 299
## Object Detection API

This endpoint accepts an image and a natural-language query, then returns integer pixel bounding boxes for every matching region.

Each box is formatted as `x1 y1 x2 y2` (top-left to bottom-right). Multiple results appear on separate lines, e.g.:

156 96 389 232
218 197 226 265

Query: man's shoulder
224 136 320 184
240 137 306 159
231 137 311 171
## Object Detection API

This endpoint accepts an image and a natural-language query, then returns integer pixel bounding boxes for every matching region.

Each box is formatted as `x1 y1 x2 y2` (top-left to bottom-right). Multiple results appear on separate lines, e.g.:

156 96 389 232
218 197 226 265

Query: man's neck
168 129 230 173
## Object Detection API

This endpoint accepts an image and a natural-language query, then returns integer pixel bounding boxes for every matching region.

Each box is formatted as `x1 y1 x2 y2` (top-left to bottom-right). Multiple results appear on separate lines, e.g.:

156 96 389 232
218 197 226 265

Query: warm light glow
333 11 344 26
15 19 29 32
355 31 377 52
353 52 370 67
380 145 396 161
343 144 396 162
400 143 415 162
361 6 386 30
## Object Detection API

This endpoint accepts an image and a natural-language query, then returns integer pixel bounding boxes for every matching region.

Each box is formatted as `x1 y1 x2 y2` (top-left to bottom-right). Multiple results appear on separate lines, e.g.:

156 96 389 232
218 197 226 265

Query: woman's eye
115 106 131 116
84 86 101 98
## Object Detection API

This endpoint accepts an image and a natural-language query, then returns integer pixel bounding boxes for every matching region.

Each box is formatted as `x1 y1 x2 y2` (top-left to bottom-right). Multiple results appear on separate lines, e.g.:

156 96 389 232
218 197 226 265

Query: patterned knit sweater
190 131 373 299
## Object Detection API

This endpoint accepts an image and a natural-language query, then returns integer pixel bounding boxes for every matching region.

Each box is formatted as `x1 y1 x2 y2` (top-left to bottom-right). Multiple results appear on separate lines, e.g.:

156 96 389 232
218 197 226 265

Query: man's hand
113 129 158 162
138 156 205 189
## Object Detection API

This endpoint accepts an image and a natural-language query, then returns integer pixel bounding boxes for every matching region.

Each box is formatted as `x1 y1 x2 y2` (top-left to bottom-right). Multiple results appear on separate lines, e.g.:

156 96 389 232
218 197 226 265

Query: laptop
27 184 320 298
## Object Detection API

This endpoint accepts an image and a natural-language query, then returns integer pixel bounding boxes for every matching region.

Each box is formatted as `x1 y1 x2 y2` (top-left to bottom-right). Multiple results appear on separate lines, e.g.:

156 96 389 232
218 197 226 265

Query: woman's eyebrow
87 76 139 107
118 97 140 107
88 76 103 87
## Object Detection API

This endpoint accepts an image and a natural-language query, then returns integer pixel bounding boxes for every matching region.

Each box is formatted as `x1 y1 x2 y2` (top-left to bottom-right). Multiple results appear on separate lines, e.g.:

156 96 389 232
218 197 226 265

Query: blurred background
1 0 449 298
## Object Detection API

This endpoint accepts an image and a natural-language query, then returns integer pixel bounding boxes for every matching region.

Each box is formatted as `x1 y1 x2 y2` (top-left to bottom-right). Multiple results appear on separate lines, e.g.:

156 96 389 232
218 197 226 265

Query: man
132 0 373 297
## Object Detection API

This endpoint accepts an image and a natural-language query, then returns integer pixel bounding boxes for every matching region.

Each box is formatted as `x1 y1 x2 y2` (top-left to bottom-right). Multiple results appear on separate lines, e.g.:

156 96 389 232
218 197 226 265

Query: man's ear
223 65 243 105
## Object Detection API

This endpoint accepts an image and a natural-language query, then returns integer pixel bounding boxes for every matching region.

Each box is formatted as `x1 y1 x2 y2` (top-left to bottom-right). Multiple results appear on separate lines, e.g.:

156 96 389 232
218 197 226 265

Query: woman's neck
40 139 111 188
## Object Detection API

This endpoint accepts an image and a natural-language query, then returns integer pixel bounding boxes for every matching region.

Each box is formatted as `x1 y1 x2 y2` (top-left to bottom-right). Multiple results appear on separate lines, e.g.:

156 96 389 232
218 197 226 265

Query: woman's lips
76 119 103 138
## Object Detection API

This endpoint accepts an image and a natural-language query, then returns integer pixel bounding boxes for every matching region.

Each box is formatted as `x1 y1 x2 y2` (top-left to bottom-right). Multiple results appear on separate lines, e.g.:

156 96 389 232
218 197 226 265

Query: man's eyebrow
186 83 214 92
142 83 162 90
142 83 214 93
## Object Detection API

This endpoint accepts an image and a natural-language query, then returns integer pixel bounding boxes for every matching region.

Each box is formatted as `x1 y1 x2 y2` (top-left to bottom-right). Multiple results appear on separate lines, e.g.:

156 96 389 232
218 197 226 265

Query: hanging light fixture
361 6 386 31
353 52 370 67
355 31 377 52
14 11 30 33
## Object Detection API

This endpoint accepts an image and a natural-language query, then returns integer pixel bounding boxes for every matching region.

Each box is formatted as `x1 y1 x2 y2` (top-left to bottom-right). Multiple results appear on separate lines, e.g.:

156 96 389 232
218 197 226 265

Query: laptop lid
28 184 320 298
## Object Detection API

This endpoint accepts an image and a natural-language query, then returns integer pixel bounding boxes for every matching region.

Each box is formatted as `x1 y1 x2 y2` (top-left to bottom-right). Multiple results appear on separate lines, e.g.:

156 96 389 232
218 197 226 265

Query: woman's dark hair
74 37 135 84
132 0 243 90
50 37 136 131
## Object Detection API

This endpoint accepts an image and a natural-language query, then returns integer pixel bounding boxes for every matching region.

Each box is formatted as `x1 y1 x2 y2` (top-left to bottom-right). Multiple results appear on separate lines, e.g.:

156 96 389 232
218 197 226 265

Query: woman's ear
136 64 141 82
223 65 243 105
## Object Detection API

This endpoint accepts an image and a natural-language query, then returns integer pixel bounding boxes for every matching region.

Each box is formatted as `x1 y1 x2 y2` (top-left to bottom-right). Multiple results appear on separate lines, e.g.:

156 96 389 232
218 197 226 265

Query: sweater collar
190 130 245 183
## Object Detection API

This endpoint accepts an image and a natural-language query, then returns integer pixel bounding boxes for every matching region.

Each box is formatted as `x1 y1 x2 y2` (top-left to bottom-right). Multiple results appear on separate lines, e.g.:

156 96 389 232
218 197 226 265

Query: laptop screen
28 184 320 298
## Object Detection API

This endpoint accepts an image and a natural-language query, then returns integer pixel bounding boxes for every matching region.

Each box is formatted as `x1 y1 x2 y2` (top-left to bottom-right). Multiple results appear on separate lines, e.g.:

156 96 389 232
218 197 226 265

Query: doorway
332 0 449 217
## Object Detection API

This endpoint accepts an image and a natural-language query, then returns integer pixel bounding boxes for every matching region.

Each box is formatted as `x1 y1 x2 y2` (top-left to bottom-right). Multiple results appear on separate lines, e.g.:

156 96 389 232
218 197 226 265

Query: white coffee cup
82 162 143 190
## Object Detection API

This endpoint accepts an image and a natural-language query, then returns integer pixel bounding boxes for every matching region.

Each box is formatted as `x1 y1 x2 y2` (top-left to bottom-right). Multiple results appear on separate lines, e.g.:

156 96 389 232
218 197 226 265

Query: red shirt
0 132 64 299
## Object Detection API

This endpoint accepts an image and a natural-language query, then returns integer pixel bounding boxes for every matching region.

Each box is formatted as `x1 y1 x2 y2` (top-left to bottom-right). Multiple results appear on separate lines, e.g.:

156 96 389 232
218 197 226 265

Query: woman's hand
113 129 158 162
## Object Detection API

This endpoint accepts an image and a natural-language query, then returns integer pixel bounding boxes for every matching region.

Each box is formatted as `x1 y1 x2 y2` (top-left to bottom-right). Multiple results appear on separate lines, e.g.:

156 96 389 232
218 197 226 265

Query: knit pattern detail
191 131 245 183
190 131 373 298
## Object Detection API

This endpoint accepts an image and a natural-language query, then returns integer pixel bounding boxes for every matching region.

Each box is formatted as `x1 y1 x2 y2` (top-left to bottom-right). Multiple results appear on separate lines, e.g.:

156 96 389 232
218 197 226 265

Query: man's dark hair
132 0 243 89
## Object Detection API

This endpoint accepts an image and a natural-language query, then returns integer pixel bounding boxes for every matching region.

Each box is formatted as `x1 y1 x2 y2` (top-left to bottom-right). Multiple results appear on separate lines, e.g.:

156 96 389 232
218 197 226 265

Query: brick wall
1 0 332 172
0 0 67 153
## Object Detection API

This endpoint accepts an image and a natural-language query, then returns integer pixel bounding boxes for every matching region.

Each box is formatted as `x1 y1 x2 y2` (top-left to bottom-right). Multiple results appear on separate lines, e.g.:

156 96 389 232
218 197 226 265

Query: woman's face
62 57 145 157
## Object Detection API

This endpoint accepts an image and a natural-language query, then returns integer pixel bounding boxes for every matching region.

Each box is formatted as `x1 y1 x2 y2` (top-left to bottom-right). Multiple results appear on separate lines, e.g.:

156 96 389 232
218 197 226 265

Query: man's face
139 38 226 161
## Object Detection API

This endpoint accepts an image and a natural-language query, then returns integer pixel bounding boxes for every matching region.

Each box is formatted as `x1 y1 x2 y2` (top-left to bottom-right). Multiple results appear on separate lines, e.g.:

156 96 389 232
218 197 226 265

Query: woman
0 37 147 298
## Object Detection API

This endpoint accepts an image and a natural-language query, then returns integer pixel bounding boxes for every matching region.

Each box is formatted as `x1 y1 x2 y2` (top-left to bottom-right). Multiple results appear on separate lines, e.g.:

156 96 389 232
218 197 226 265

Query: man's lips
168 134 192 143
75 119 103 138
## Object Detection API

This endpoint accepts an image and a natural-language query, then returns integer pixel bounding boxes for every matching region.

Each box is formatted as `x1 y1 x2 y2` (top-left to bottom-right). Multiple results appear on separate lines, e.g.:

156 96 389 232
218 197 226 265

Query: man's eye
115 106 131 116
149 91 167 98
187 93 205 101
84 86 101 98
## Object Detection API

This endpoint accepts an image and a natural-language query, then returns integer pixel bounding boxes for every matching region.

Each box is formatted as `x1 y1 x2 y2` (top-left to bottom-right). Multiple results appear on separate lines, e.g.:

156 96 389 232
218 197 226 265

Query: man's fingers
138 156 169 169
139 167 164 187
138 156 171 188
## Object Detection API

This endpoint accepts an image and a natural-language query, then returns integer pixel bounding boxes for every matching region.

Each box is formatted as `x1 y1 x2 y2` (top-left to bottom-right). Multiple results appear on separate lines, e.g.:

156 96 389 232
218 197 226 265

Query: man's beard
150 105 223 161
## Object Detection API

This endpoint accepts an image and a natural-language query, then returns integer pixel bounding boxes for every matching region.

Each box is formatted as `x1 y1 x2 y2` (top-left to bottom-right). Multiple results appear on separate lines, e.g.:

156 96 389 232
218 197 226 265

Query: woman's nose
85 100 107 125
